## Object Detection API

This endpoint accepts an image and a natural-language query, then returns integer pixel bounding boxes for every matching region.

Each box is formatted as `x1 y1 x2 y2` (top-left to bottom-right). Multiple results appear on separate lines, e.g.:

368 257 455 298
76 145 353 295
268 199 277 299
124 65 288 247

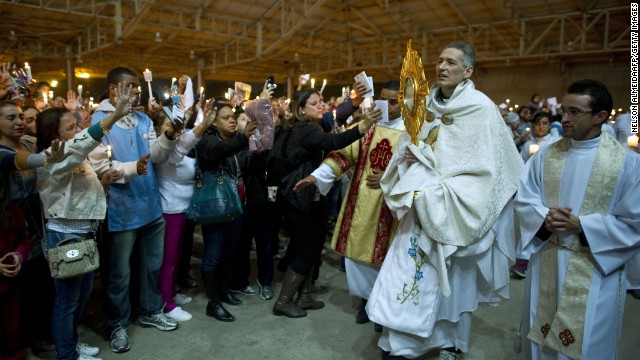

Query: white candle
200 86 204 98
628 135 639 148
144 69 153 98
106 145 113 168
48 90 54 99
332 110 336 121
225 92 229 100
24 62 32 82
171 77 177 93
320 79 327 93
143 69 152 82
341 87 346 97
77 85 82 98
42 91 48 104
310 78 315 88
529 144 540 156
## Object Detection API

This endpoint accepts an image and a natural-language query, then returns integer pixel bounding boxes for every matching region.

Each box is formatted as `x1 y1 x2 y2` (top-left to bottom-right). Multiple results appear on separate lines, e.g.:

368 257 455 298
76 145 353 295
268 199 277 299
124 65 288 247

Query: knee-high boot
220 260 242 306
296 268 325 310
272 267 307 318
203 271 235 322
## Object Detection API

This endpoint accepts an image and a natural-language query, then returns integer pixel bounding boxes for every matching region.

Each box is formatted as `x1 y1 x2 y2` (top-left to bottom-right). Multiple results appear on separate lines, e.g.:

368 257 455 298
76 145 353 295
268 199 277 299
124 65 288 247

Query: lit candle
24 62 32 82
506 99 510 104
628 135 639 148
200 86 204 98
529 144 540 156
332 110 336 121
77 85 83 98
48 90 54 99
341 87 346 97
320 79 327 93
143 69 153 98
225 92 230 100
310 78 315 88
106 145 113 169
171 77 177 94
42 91 48 105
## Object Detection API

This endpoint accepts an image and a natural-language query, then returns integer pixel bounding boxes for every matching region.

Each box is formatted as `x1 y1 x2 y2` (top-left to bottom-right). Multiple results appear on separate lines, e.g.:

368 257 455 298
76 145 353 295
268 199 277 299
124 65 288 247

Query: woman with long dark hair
36 85 131 360
273 87 381 318
196 102 256 322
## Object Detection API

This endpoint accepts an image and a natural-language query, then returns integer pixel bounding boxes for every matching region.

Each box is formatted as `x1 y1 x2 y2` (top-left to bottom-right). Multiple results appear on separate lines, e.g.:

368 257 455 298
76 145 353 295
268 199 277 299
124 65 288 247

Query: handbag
47 236 100 279
186 152 243 225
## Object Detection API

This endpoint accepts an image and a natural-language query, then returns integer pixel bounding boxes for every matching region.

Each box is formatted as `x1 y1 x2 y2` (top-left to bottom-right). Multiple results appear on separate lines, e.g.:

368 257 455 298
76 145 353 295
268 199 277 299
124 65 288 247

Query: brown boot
273 268 307 318
296 268 325 310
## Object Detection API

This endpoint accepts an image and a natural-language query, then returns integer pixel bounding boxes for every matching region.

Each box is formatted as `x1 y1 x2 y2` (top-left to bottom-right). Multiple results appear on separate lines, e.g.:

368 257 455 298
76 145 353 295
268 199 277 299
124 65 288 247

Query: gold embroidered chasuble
325 124 403 265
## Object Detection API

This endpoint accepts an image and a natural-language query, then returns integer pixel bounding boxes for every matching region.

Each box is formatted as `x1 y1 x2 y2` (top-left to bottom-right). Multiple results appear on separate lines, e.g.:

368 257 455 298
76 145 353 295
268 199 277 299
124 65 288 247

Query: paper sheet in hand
171 105 184 122
354 71 374 97
375 100 389 124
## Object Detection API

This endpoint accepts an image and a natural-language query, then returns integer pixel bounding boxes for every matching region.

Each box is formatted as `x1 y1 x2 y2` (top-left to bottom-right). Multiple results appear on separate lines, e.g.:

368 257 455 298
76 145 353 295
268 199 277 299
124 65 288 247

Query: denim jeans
45 230 94 360
201 217 242 273
106 217 165 331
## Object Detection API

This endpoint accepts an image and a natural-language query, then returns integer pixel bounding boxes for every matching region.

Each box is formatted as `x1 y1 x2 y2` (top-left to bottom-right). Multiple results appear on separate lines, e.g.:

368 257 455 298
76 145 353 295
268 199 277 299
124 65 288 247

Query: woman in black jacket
195 102 256 322
273 87 381 318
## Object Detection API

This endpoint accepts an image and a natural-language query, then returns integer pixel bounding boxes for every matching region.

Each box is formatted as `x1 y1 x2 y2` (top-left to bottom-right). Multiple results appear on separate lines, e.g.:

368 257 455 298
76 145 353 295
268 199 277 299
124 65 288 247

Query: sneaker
229 284 260 296
165 306 193 322
79 355 102 360
77 342 99 357
258 280 273 300
510 260 528 278
139 313 178 331
173 293 192 305
109 327 130 353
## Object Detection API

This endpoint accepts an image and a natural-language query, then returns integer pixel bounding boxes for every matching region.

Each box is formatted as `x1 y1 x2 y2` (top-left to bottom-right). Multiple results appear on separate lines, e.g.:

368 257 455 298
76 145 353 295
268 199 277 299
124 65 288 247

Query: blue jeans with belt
45 230 95 360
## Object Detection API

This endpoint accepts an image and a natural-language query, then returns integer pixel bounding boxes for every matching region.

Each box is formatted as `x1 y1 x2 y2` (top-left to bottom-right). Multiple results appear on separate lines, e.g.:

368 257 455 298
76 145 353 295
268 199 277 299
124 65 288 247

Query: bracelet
99 120 110 135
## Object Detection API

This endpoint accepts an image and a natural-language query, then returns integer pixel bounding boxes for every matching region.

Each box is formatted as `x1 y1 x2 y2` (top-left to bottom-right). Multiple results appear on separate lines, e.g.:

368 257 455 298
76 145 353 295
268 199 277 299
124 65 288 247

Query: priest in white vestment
516 79 640 360
366 42 523 359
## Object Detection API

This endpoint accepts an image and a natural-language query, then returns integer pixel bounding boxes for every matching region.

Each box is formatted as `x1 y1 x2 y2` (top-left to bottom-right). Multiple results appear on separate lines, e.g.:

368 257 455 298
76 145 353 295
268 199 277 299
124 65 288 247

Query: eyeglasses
557 107 594 118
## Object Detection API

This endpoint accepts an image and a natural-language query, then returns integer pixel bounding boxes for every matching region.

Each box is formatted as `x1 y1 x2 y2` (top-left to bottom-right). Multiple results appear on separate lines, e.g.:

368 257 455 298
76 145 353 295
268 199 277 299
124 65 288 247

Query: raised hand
43 139 72 164
0 63 13 99
113 81 134 120
62 90 79 111
260 80 274 99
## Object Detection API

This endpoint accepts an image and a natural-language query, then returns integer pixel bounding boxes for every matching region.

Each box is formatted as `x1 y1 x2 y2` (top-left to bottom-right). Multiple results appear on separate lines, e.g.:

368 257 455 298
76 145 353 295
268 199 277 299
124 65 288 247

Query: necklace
121 114 136 146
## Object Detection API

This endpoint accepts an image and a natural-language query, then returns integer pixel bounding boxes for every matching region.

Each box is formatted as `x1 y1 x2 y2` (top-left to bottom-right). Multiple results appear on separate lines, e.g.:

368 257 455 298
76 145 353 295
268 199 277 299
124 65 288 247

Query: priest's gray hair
445 42 476 69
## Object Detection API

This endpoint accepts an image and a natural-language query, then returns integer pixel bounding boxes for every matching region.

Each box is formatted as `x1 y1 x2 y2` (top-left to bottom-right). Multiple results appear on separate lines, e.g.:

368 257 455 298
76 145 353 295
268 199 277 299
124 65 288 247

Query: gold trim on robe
528 134 625 359
325 125 403 265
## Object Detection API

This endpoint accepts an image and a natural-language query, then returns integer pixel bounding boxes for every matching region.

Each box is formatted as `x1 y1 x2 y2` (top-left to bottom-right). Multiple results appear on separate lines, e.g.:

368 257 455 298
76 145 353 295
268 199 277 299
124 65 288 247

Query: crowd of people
1 40 639 360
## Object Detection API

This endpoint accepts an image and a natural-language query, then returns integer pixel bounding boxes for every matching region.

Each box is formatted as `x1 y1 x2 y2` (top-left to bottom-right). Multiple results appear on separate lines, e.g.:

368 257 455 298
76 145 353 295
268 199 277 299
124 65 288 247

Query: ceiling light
76 72 90 78
51 80 58 87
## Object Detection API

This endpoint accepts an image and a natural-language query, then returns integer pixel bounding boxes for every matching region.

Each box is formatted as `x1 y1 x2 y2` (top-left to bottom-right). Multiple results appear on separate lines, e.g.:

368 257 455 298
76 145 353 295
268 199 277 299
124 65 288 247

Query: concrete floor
64 235 639 360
